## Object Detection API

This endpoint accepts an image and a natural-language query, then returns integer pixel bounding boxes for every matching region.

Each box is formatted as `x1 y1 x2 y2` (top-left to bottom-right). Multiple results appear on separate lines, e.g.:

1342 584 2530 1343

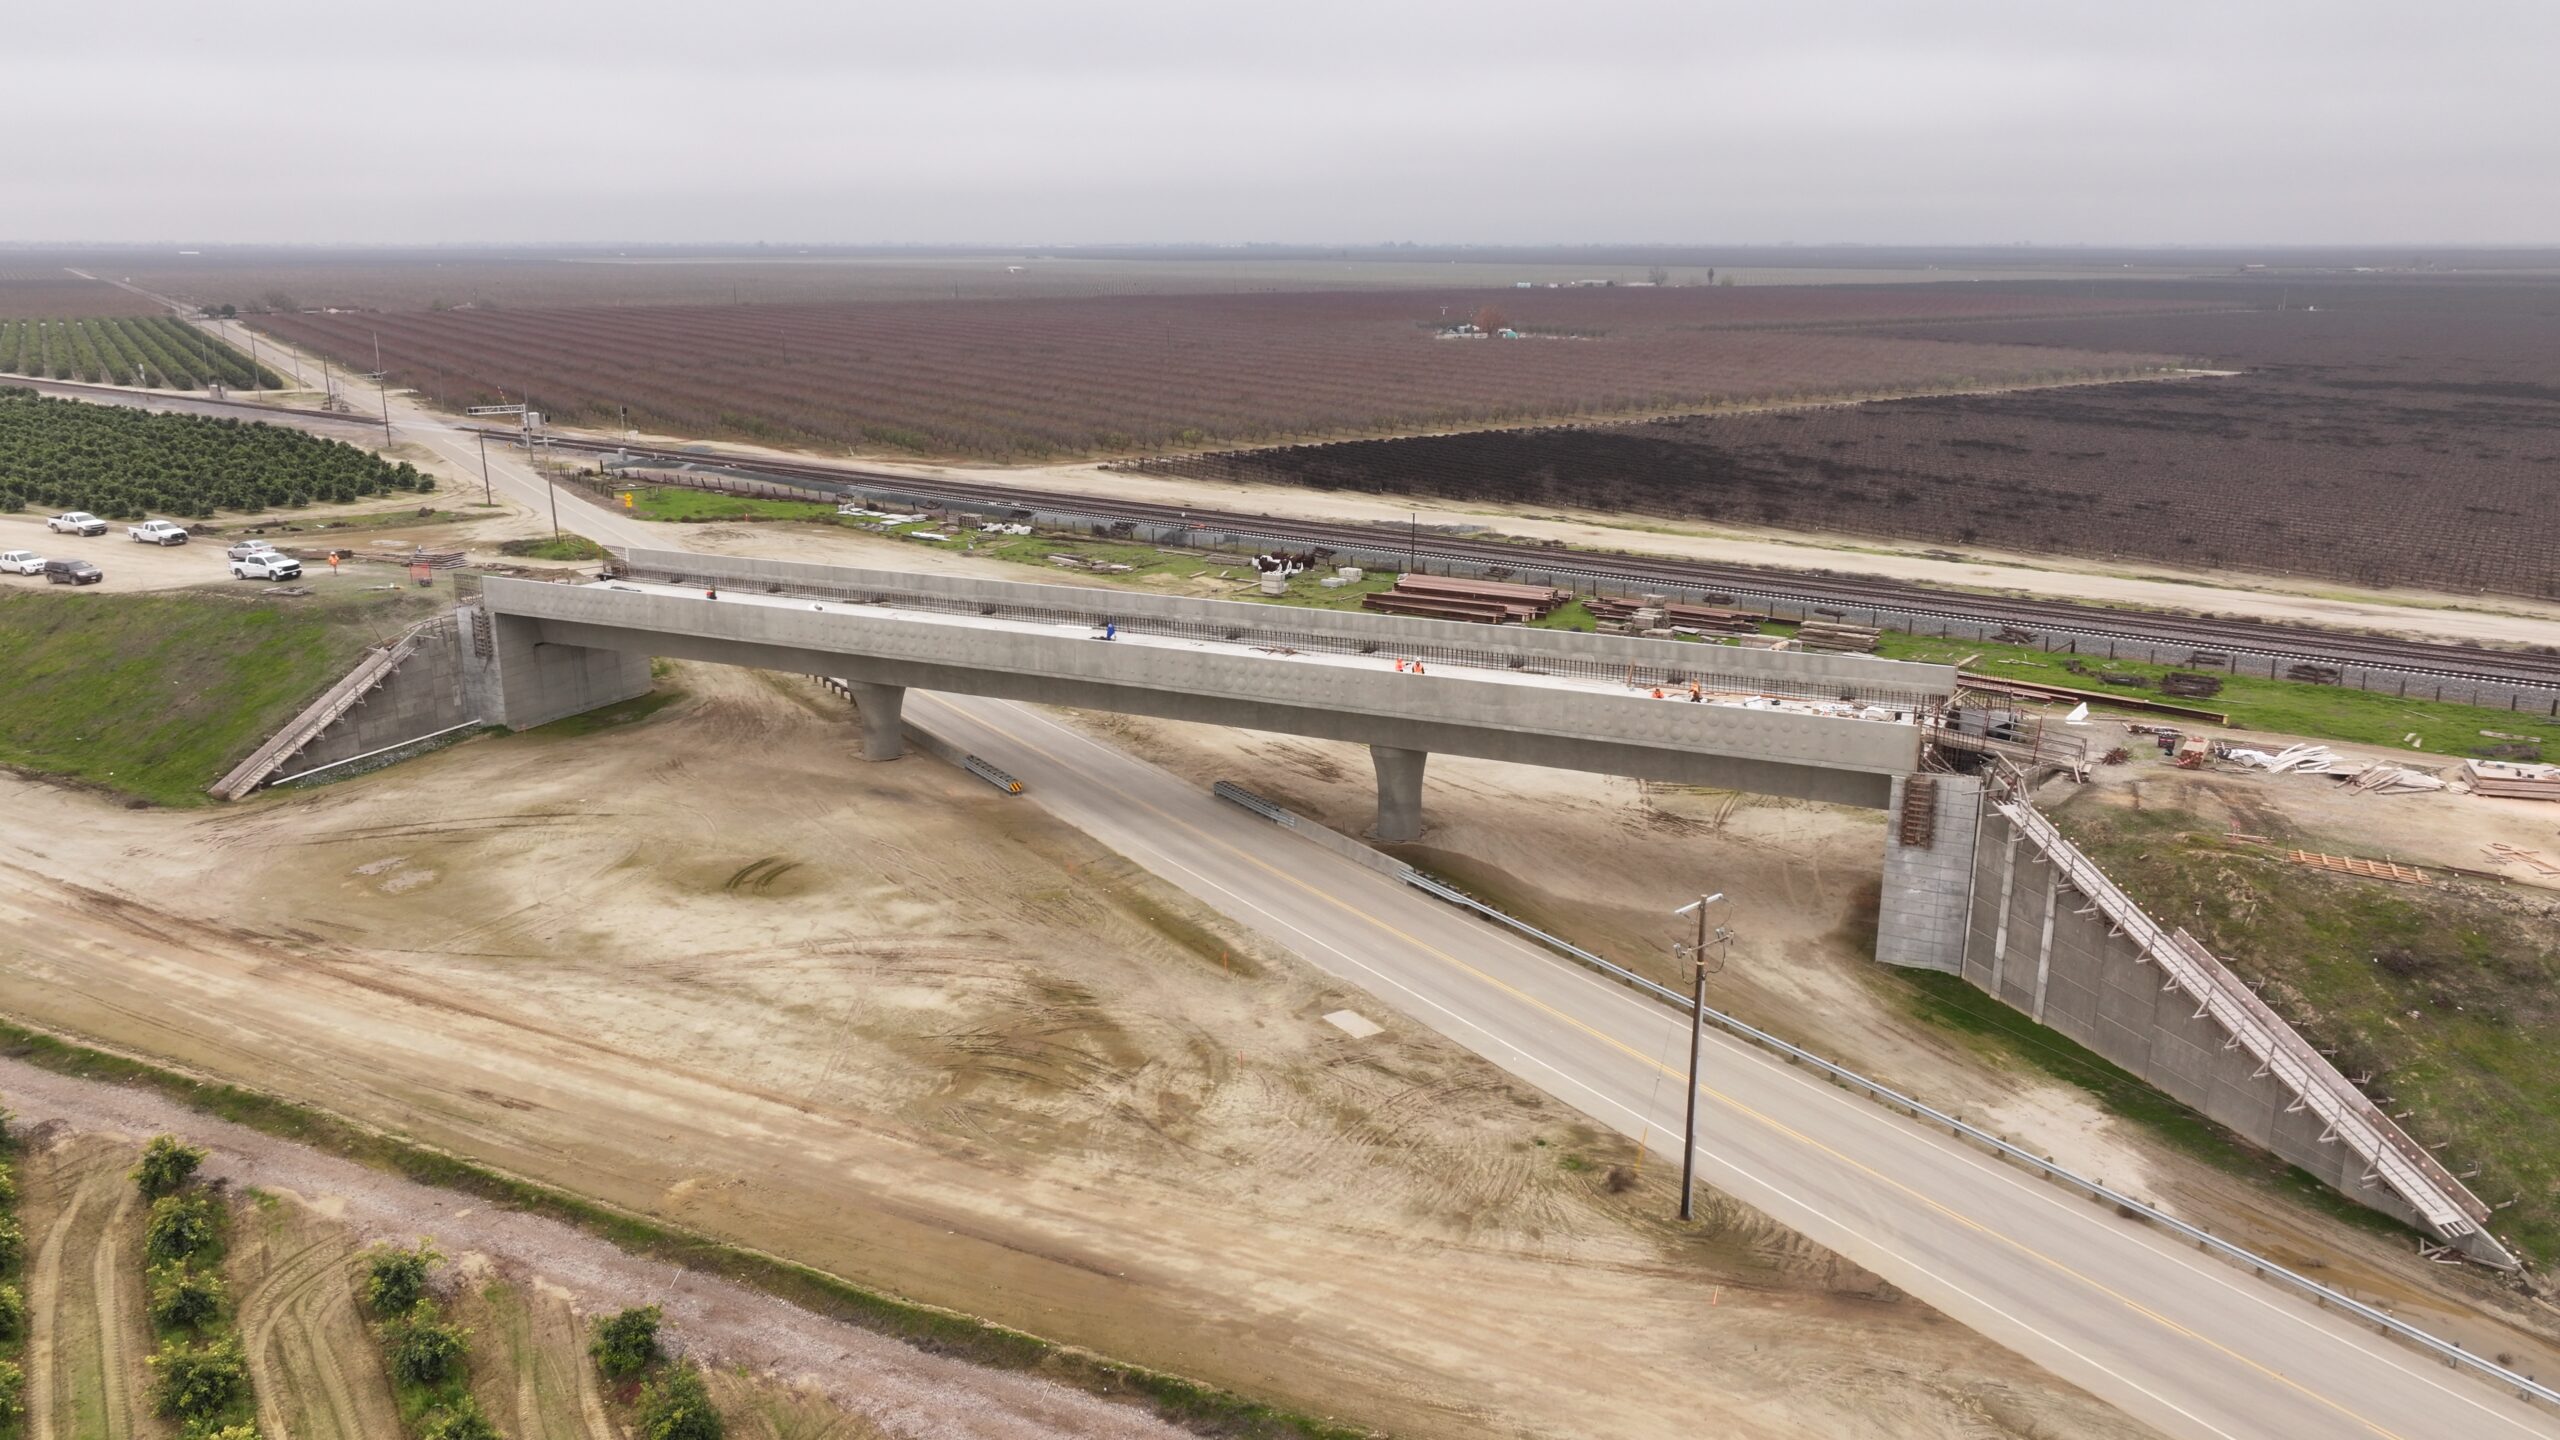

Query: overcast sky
11 1 2556 246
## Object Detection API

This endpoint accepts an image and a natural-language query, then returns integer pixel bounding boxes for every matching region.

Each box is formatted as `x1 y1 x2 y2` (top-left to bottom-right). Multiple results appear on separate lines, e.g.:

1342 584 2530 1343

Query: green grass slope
0 589 431 806
2057 800 2560 1265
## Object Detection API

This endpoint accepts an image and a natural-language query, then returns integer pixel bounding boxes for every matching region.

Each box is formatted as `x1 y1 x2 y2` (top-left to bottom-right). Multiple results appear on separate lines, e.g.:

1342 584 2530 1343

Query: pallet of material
1360 592 1521 623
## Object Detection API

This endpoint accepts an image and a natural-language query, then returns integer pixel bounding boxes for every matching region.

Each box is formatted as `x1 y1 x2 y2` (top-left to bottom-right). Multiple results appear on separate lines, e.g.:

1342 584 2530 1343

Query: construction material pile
1584 594 1761 635
2464 758 2560 802
1793 619 1882 653
2342 763 2446 795
2225 742 2342 773
1360 574 1567 624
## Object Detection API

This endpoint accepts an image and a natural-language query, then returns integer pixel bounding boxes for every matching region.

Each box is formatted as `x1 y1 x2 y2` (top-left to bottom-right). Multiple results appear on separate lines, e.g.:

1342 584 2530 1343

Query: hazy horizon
13 1 2559 247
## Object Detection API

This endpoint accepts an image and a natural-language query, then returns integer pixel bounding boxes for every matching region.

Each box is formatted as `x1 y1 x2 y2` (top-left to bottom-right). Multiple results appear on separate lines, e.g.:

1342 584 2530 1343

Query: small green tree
144 1193 219 1264
133 1135 206 1198
0 1213 22 1270
364 1241 438 1316
148 1335 247 1421
0 1281 25 1340
0 1357 24 1429
386 1306 468 1387
590 1304 663 1379
147 1262 226 1331
635 1363 724 1440
420 1400 501 1440
0 1159 17 1207
194 1426 260 1440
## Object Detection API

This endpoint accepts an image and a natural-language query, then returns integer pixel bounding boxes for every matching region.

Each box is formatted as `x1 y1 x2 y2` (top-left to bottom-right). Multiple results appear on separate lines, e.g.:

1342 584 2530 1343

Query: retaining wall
275 615 477 779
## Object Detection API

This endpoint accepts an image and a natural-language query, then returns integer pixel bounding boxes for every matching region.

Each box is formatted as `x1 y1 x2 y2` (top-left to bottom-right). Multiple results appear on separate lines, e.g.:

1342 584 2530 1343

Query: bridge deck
600 579 1924 727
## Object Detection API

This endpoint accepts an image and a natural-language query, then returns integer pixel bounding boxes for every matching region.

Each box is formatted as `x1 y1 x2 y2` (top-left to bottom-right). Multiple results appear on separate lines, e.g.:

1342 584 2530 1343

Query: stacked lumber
1794 619 1881 653
1585 596 1761 633
2464 758 2560 802
1359 574 1566 624
1360 591 1517 623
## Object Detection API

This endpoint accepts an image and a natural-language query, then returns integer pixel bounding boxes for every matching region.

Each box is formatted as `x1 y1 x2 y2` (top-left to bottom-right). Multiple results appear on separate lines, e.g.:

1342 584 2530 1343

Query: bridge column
1369 745 1428 842
847 681 906 761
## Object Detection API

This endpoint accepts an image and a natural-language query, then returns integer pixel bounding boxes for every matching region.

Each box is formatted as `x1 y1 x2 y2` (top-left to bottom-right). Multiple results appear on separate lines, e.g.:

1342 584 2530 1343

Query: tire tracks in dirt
235 1220 401 1440
22 1151 90 1440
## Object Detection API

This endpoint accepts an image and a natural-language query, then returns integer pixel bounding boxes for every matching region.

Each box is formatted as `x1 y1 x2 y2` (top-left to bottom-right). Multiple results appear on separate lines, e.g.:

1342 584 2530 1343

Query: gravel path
0 1055 1194 1440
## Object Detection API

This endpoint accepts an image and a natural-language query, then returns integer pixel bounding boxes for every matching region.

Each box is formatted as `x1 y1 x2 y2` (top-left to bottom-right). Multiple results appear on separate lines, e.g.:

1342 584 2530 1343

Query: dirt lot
0 660 2156 1440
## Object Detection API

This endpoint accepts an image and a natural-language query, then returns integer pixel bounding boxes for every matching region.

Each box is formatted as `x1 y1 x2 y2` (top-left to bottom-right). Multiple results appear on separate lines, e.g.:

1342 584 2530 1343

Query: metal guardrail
1212 780 1293 824
1394 868 2560 1409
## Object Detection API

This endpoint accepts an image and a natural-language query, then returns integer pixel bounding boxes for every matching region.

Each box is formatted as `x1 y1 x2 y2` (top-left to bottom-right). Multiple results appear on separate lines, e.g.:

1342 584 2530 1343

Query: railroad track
534 431 2560 694
30 370 2547 691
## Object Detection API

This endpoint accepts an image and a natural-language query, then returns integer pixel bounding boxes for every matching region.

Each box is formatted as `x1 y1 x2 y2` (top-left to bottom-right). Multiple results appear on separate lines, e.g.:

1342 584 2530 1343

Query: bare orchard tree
1473 305 1509 334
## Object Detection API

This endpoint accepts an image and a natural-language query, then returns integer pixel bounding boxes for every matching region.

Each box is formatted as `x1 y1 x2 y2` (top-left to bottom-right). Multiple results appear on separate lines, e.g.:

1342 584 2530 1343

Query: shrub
0 1213 20 1270
0 1162 15 1208
364 1241 438 1316
420 1399 501 1440
144 1193 220 1264
0 1358 23 1428
149 1335 248 1420
133 1135 206 1197
148 1261 226 1331
0 1281 23 1340
589 1304 663 1379
635 1363 724 1440
385 1305 468 1387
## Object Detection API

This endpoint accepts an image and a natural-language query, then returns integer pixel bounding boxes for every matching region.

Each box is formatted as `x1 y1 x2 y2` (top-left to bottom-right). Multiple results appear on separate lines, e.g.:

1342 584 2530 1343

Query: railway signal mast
465 401 561 538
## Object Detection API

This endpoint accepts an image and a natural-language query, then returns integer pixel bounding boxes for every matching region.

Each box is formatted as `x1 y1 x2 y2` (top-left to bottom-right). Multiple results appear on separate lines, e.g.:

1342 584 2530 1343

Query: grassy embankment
2040 801 2560 1265
0 585 450 806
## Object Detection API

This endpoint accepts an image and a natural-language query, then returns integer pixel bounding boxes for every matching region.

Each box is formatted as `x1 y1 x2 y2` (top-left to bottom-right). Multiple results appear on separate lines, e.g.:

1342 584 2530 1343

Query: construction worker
1104 621 1118 641
1651 687 1665 699
705 585 718 599
1412 660 1426 675
1395 658 1409 672
1689 680 1703 702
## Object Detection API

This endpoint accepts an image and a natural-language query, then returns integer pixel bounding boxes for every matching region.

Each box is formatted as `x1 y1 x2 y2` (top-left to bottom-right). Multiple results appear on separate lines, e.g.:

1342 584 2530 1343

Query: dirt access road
0 664 2150 1440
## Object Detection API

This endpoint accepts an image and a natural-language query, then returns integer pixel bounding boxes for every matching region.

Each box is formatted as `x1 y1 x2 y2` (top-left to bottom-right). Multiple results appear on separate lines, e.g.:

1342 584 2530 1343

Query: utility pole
477 430 493 506
1672 892 1730 1222
379 374 392 446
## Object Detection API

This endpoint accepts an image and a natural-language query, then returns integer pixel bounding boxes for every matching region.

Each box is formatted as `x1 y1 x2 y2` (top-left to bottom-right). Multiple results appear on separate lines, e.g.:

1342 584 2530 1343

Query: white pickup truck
230 552 303 581
47 511 106 536
0 549 45 575
128 520 190 546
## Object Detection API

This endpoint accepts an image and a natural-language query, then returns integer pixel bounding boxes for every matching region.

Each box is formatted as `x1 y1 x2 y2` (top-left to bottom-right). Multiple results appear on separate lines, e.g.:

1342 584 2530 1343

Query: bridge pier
1369 745 1428 842
847 681 906 761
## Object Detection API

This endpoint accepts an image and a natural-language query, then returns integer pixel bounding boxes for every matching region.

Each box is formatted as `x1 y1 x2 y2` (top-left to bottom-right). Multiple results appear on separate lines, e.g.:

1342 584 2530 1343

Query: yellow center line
954 699 2423 1440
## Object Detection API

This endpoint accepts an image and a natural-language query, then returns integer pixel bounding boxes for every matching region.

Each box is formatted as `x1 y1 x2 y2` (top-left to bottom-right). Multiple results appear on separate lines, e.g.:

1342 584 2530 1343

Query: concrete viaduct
475 548 1957 840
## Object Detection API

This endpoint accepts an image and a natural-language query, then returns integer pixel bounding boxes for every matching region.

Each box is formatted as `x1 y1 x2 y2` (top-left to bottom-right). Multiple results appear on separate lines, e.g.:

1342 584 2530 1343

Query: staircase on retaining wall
209 626 430 801
1992 797 2506 1262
